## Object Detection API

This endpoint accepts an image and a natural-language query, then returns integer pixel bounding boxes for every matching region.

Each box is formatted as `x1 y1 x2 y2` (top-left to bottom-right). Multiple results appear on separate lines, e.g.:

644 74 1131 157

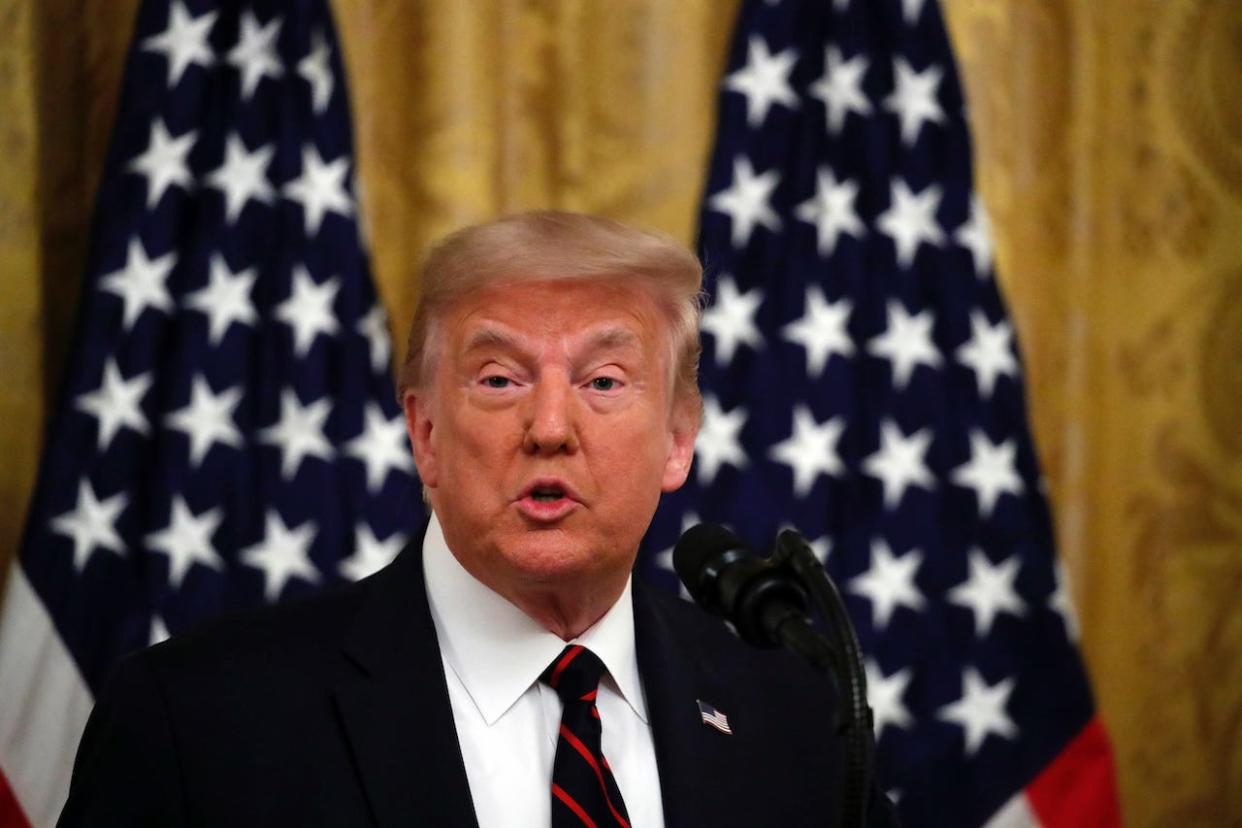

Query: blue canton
639 1 1100 823
18 0 424 695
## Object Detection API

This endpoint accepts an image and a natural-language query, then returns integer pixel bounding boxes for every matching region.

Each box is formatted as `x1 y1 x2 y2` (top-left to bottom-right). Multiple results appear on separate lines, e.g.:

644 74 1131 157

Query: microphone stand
771 530 875 828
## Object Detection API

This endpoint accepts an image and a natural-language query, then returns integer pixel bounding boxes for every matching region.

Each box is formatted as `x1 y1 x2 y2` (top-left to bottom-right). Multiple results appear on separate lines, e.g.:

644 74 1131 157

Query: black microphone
673 524 836 670
674 523 875 828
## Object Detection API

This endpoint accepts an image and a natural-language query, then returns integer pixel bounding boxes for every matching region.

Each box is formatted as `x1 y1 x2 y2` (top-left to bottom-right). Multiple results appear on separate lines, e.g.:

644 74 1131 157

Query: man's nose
522 376 580 455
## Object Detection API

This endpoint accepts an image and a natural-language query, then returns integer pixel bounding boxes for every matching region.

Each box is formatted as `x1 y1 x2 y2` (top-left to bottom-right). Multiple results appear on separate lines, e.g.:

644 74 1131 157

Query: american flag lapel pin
697 699 733 735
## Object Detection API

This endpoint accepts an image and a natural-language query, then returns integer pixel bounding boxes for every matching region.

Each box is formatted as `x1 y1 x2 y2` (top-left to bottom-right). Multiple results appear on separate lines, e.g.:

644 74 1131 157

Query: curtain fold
0 0 1238 822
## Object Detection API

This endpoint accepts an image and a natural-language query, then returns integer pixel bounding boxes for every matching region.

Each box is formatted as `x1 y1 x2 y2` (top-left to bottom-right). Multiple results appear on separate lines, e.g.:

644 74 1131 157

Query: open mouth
530 486 565 503
516 480 581 521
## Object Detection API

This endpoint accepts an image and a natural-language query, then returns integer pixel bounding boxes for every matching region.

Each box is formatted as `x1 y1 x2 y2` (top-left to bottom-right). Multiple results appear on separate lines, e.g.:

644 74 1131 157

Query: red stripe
550 645 584 689
1025 717 1121 827
0 769 32 828
552 783 598 828
580 689 598 702
558 725 631 828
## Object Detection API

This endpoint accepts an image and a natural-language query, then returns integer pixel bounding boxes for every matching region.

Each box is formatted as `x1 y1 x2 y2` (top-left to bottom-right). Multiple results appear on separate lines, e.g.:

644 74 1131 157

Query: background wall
1 1 1239 823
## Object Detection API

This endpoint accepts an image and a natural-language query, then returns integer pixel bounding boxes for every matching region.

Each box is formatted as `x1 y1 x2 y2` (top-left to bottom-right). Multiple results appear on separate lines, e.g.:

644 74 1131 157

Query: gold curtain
1 0 1239 823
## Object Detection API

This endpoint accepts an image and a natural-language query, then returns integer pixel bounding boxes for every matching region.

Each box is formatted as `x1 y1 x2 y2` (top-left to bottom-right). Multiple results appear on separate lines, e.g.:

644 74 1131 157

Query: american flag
697 699 734 736
0 1 422 824
641 0 1120 824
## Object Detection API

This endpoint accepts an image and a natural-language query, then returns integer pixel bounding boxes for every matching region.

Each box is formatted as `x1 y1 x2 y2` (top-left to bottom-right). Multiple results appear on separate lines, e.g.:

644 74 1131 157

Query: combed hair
397 210 705 418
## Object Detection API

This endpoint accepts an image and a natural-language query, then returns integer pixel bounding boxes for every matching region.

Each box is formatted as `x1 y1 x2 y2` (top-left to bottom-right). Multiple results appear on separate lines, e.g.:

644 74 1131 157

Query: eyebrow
462 325 524 354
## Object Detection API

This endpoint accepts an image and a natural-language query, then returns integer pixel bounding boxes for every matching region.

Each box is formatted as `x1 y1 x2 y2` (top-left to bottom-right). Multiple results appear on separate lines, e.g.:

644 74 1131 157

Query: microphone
673 524 836 670
674 523 875 828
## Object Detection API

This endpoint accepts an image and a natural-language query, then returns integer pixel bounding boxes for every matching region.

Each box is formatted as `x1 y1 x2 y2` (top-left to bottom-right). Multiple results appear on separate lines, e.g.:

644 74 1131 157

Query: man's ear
403 391 439 488
660 398 700 493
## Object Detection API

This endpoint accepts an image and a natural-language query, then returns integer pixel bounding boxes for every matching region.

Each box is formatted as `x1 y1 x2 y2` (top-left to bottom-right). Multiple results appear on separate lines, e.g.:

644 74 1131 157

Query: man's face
405 278 698 609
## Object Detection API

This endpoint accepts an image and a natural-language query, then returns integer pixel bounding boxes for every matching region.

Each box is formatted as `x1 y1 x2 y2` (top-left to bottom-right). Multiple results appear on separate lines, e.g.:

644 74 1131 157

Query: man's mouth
530 486 565 503
516 479 581 522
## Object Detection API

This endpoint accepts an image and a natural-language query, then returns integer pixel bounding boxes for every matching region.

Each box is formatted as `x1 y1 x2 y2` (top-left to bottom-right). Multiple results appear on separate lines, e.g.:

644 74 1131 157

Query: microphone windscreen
672 523 749 597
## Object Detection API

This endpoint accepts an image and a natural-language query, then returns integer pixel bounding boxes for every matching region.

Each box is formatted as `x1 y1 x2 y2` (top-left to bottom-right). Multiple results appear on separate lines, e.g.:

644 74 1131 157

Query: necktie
541 645 632 828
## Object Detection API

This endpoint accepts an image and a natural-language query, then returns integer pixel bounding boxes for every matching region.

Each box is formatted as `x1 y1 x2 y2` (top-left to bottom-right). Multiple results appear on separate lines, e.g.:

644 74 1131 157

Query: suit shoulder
138 574 373 692
636 578 833 693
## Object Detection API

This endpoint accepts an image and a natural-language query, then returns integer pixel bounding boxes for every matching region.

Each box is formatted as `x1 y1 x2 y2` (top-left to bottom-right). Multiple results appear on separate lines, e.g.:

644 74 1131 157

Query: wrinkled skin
404 279 698 639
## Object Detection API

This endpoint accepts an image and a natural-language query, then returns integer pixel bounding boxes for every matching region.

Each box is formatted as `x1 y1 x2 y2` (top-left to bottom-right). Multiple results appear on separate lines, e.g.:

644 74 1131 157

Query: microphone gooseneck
672 523 874 828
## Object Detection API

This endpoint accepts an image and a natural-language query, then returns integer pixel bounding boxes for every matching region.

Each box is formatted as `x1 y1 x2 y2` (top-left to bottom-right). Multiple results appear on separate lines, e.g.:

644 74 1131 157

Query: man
60 212 896 826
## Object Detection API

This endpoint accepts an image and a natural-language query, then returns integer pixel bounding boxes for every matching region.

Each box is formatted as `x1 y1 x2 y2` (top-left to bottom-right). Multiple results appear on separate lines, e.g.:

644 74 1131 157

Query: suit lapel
634 582 749 828
333 536 478 828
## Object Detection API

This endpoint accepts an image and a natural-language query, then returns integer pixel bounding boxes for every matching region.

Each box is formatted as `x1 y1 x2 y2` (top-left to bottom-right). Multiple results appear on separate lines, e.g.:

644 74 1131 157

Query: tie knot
541 645 606 701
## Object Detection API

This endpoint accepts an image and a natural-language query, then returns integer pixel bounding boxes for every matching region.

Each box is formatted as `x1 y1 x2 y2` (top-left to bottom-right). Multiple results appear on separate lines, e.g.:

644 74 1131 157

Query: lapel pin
697 699 733 735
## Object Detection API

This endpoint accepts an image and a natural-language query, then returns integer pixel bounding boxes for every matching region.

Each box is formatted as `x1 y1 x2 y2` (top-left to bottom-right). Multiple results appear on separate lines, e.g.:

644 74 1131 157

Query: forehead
442 279 668 352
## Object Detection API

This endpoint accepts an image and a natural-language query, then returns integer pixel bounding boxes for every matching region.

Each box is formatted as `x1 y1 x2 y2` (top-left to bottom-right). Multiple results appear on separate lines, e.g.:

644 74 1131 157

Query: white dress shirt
423 513 666 828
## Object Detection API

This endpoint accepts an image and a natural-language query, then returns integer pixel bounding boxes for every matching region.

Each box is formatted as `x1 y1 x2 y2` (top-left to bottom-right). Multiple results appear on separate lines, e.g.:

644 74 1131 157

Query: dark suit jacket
60 533 897 827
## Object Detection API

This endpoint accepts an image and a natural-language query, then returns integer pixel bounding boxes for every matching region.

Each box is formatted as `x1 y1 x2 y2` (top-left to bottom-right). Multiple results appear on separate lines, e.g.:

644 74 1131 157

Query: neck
507 583 625 640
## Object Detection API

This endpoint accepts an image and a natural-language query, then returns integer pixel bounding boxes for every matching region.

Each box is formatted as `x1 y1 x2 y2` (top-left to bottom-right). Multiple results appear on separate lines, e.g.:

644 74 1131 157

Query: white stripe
0 567 94 827
984 791 1041 828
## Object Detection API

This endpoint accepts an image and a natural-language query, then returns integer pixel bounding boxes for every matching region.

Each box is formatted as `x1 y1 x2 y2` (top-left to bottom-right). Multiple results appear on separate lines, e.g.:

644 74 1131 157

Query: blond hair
398 211 704 417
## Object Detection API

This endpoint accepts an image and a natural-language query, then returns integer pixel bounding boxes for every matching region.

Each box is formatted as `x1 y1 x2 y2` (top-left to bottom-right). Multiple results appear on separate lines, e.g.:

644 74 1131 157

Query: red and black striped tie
541 645 631 828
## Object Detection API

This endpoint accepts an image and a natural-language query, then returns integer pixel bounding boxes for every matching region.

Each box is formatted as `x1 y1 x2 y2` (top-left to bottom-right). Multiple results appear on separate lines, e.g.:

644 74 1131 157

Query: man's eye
483 376 511 389
589 377 618 391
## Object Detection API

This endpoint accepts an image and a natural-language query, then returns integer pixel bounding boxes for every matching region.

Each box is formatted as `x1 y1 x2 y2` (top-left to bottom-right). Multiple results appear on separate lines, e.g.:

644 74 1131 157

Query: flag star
240 510 320 602
724 36 799 128
50 480 128 571
782 286 853 378
794 167 865 257
75 359 152 452
282 144 353 237
339 523 406 582
184 255 258 346
357 305 392 374
901 0 929 25
707 156 782 248
150 614 170 647
227 11 283 100
884 58 945 146
701 275 764 366
145 496 225 589
950 430 1023 518
769 405 845 497
805 535 832 565
275 266 340 357
956 311 1018 398
1049 560 1080 642
861 420 935 510
164 376 243 467
937 668 1018 755
866 660 914 739
955 195 994 278
345 403 415 493
849 540 926 629
298 30 335 113
654 512 700 600
876 178 945 268
809 46 871 134
695 396 748 485
204 134 275 223
128 118 197 209
99 238 176 329
948 549 1026 637
259 388 334 480
867 300 942 389
141 1 217 88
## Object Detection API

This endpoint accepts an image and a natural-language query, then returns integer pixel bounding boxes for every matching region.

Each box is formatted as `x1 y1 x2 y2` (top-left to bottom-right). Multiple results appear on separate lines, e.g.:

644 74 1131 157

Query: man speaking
59 212 896 826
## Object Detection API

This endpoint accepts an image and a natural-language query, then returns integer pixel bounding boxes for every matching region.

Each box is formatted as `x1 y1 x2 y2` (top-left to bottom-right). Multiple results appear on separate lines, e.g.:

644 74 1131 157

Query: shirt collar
422 512 648 726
